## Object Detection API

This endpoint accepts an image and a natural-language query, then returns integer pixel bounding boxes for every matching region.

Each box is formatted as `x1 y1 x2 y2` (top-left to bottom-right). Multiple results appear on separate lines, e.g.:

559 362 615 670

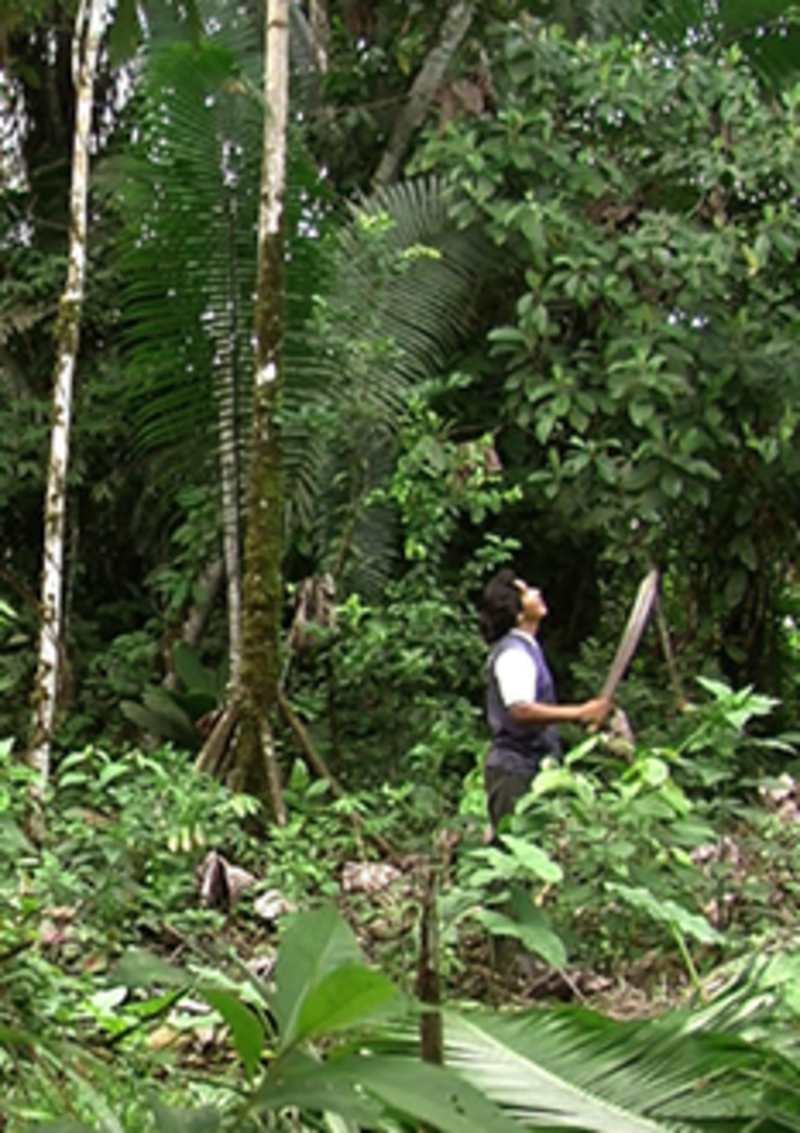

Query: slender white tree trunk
28 0 106 790
260 0 290 258
309 0 329 73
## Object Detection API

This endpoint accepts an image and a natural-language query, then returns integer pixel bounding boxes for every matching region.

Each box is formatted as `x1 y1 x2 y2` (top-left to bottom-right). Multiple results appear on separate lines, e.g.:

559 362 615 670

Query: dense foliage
1 0 800 1128
412 21 800 700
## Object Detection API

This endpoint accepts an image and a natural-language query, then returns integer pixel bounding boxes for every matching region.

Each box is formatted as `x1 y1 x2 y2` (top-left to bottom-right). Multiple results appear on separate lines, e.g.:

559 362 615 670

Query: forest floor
186 849 693 1027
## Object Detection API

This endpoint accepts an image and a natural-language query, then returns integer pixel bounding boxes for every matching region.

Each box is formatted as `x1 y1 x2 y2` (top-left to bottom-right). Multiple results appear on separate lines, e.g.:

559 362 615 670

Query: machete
601 568 660 702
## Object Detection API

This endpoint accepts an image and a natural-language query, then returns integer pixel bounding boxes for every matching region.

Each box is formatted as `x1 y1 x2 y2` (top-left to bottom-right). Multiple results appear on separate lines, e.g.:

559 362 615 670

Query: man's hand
580 696 613 728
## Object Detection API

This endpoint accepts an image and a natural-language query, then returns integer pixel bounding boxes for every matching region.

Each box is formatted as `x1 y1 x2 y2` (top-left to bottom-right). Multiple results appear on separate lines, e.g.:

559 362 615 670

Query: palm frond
441 1007 764 1129
106 9 494 595
372 991 800 1133
106 34 262 465
284 176 495 589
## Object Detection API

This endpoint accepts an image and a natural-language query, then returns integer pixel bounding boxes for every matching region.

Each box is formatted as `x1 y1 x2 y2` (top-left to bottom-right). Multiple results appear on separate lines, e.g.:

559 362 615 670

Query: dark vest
485 632 562 775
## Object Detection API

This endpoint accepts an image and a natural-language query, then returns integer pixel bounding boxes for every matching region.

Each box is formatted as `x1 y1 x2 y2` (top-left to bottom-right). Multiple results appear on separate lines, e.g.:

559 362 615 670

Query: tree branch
372 0 474 189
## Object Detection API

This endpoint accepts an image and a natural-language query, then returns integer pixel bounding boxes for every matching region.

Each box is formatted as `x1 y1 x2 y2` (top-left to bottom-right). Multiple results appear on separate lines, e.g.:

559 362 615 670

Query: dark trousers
484 765 536 834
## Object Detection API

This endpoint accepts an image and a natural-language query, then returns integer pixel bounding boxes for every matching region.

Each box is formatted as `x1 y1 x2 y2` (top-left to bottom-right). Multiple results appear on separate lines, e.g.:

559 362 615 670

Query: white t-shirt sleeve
494 644 539 707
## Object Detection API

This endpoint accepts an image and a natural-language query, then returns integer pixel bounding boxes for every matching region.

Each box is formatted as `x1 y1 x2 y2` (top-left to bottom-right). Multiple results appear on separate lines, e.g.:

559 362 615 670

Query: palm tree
104 1 495 808
108 23 267 691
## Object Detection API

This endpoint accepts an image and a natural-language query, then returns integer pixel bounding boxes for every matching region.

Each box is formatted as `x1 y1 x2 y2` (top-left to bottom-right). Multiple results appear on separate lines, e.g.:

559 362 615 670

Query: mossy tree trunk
228 0 290 824
28 0 107 799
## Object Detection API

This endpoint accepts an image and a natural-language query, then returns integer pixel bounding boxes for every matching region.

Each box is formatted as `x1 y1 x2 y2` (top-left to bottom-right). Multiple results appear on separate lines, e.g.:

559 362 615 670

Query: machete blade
601 568 660 702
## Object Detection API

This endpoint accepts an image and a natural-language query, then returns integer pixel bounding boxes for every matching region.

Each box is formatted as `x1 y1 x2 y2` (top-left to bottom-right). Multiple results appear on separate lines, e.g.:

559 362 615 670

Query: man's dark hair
479 568 521 644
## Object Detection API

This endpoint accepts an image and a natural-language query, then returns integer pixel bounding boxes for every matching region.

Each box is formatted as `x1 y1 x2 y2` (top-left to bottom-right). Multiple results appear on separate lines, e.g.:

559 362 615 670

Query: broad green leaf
321 1112 357 1133
120 698 196 747
623 756 669 789
27 1124 92 1133
107 0 139 68
0 814 32 854
111 948 189 989
353 1054 524 1133
525 763 596 805
629 400 653 428
293 965 404 1046
252 1049 383 1125
468 844 519 885
476 908 568 970
499 834 564 883
271 905 363 1045
659 470 683 499
0 1023 39 1049
172 642 218 696
200 988 265 1078
256 1053 522 1133
97 761 130 788
607 883 723 945
488 325 528 347
0 598 17 622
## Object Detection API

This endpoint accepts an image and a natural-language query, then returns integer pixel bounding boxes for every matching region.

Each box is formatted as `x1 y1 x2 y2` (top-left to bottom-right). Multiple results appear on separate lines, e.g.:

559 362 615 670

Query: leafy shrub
39 745 261 942
453 679 800 980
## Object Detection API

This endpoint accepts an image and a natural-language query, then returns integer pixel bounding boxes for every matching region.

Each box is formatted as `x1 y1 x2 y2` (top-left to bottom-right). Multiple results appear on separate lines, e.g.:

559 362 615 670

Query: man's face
515 578 548 622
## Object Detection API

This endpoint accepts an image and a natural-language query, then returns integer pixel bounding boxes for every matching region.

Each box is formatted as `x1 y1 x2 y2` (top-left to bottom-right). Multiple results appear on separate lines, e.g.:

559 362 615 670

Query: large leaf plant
27 903 800 1132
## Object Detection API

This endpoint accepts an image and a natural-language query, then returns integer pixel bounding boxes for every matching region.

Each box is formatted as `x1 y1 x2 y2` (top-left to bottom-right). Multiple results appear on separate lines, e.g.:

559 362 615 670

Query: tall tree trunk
229 0 290 824
215 192 244 691
28 0 106 796
218 357 244 690
309 0 329 73
371 0 474 189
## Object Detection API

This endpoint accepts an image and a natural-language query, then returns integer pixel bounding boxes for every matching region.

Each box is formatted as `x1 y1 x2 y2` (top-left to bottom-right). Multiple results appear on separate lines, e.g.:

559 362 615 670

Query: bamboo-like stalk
28 0 107 797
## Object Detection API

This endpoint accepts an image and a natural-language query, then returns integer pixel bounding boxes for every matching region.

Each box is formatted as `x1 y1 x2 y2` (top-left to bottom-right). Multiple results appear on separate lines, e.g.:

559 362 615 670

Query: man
479 568 611 834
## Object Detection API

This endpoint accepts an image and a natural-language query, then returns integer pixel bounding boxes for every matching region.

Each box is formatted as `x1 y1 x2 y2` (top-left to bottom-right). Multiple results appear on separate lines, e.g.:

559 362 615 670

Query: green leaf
255 1053 523 1133
476 908 568 970
488 326 528 347
293 965 404 1045
353 1054 524 1133
499 834 564 883
659 470 683 499
200 988 265 1078
0 814 32 855
97 761 130 788
0 598 17 622
120 691 199 748
252 1049 385 1125
629 400 653 427
439 1007 674 1132
271 905 364 1047
172 642 218 697
27 1124 93 1133
607 883 723 945
107 0 140 68
150 1098 221 1133
111 948 189 990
